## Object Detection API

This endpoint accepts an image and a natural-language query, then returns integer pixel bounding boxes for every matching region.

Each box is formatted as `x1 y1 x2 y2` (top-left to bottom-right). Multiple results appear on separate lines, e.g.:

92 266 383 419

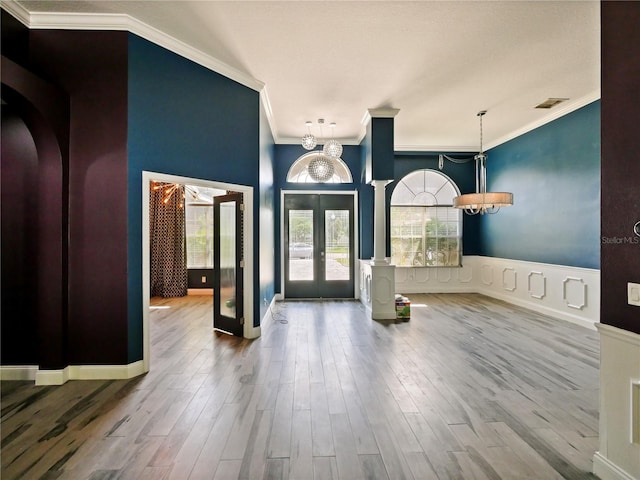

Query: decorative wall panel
502 268 517 292
527 271 546 299
563 277 587 310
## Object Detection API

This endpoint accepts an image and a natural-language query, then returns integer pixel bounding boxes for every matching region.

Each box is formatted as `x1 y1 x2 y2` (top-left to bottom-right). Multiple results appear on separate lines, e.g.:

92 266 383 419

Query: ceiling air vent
535 98 569 109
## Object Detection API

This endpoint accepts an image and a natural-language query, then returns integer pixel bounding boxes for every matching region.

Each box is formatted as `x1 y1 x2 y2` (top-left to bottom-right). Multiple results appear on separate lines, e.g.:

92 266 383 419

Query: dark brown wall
601 2 640 334
2 51 71 369
1 107 39 364
28 30 130 364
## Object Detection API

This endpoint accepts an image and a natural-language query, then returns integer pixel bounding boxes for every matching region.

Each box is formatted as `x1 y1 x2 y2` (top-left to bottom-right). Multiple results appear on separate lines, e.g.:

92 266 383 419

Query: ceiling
10 1 600 151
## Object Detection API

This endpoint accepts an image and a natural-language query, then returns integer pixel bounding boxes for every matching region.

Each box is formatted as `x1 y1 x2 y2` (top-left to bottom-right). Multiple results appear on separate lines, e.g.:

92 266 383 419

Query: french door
213 193 243 336
284 194 355 298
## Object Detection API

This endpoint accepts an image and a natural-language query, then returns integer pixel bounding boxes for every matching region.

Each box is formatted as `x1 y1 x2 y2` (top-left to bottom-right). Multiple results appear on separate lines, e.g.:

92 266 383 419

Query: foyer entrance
284 193 355 298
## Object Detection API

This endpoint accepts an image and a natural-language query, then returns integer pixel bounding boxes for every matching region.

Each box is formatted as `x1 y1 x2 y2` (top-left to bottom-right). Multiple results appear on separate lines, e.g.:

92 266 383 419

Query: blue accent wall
480 101 600 269
273 144 364 293
258 100 275 323
127 34 261 360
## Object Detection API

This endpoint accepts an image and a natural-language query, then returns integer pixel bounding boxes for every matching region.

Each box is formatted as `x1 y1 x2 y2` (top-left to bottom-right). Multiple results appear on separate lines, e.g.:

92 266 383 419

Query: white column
371 179 393 265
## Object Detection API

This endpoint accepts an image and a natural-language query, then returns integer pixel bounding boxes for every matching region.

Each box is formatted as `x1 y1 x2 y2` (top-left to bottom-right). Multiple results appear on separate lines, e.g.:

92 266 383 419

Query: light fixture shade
301 133 317 150
307 155 335 182
322 139 343 158
453 192 513 213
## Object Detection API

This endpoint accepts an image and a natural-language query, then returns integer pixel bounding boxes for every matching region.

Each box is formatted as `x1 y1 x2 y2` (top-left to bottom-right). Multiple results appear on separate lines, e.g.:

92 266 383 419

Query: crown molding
260 86 279 143
1 0 30 25
277 136 361 146
485 89 601 150
0 3 264 93
395 145 478 153
360 108 400 126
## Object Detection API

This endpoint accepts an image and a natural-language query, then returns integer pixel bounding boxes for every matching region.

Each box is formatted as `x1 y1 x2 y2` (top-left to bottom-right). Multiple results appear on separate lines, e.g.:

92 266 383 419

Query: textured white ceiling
15 0 601 151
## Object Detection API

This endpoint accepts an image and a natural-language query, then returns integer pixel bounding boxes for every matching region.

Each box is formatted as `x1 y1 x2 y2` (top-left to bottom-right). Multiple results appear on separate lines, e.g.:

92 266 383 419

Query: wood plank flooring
1 293 600 479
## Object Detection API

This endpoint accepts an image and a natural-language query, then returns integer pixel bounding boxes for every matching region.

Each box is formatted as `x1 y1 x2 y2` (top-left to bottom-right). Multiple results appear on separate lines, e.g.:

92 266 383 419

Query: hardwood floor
1 293 600 479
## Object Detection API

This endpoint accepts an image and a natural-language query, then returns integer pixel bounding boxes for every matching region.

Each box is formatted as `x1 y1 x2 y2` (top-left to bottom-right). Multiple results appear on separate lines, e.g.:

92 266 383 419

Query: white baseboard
0 365 38 381
35 367 70 386
28 360 146 386
593 452 637 480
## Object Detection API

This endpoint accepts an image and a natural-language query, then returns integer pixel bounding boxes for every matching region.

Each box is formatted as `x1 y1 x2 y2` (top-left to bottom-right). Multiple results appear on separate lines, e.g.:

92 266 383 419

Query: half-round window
390 169 462 267
286 151 353 183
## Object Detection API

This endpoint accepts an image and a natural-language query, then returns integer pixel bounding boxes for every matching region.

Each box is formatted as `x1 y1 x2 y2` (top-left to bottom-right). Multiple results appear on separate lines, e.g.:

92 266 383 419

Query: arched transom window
390 169 462 267
287 151 353 183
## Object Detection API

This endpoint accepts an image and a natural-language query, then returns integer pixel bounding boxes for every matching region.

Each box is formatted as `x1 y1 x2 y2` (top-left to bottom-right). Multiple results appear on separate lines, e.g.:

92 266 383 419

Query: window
185 186 225 268
287 151 353 183
390 169 462 267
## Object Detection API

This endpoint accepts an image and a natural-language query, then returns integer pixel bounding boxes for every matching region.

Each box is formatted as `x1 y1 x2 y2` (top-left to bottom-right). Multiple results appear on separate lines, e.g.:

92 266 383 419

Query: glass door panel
219 201 236 318
324 210 350 281
288 210 314 281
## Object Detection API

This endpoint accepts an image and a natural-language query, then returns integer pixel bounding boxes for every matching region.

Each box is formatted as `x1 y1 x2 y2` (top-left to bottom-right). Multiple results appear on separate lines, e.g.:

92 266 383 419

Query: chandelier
152 182 197 208
300 119 344 182
301 121 317 150
307 154 336 182
453 111 513 215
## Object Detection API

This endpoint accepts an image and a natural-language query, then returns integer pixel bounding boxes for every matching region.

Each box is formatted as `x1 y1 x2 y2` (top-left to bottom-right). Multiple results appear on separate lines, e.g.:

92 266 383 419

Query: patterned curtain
150 183 187 297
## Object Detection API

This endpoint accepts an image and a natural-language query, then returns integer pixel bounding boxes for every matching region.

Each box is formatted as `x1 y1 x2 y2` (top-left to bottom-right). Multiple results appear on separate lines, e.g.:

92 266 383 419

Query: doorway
283 193 356 298
142 171 257 373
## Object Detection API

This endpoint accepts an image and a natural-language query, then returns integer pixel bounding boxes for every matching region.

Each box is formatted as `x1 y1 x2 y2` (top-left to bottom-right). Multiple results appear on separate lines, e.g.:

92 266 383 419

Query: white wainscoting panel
502 267 517 292
528 271 546 299
394 256 599 329
471 257 599 329
359 260 396 320
594 324 640 480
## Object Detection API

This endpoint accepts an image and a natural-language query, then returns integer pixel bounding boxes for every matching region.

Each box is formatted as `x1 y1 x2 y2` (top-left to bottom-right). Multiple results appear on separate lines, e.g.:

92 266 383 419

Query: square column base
359 260 396 320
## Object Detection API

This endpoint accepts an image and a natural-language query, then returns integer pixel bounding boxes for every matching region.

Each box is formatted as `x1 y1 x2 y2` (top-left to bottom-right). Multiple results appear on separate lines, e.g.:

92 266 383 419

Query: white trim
280 190 359 300
35 367 70 386
1 3 600 153
143 172 257 370
395 256 599 330
1 0 30 26
260 86 278 144
395 144 479 153
593 449 637 480
363 108 401 123
597 323 640 346
484 90 601 150
594 324 640 480
3 6 264 93
0 365 38 381
394 91 600 152
30 361 146 386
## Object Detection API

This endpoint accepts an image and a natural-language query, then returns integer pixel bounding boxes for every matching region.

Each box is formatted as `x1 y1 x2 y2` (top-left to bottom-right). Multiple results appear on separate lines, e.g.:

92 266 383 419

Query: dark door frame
213 192 244 336
280 190 359 300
